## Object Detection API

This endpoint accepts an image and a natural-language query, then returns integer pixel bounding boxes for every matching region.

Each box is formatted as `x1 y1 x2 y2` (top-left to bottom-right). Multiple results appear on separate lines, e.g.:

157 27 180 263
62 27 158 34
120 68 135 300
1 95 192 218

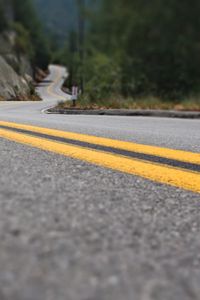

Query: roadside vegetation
57 96 200 111
1 0 200 109
53 0 200 111
0 0 50 71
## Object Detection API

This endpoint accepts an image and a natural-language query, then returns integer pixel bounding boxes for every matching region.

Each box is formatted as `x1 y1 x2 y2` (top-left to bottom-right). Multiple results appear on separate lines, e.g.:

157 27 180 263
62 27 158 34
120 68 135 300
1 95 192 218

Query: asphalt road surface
0 65 200 300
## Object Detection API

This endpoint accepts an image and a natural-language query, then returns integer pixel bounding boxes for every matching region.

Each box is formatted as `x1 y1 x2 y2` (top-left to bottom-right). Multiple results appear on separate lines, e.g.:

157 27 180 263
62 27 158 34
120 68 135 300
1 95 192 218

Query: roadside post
72 84 78 107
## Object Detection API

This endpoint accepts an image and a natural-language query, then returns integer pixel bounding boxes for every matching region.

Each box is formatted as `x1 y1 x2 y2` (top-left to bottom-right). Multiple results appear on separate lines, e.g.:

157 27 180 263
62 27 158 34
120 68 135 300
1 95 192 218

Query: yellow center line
0 128 199 193
0 120 199 165
46 68 66 100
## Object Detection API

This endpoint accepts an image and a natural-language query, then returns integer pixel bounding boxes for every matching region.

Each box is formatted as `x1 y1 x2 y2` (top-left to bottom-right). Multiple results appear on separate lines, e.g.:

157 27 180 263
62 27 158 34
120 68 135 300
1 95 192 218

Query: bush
84 52 121 101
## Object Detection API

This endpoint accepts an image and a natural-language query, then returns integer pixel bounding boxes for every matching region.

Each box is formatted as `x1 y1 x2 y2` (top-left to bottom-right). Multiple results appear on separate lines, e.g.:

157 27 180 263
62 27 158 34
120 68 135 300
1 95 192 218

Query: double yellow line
46 68 67 100
0 120 199 193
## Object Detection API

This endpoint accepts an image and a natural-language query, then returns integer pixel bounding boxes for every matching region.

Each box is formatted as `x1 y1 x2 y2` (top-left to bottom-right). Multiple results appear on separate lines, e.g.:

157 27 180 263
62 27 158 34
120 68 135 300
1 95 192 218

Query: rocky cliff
0 31 34 100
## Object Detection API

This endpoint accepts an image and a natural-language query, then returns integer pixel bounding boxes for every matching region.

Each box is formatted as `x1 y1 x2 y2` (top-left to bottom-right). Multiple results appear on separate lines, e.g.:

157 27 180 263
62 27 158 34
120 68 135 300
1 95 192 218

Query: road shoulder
46 108 200 119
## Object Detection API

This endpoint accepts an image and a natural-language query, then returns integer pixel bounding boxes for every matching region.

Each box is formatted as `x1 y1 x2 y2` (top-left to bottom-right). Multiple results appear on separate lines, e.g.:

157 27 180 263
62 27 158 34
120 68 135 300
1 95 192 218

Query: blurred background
0 0 200 109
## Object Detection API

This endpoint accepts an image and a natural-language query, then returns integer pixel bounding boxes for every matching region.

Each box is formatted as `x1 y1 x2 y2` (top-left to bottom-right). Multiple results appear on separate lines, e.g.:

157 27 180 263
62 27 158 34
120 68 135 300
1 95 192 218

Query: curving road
0 65 200 300
0 66 199 152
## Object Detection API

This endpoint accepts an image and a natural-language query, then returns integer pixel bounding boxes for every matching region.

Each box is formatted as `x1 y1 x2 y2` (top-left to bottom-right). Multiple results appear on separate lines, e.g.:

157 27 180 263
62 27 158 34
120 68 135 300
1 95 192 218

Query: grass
57 94 200 111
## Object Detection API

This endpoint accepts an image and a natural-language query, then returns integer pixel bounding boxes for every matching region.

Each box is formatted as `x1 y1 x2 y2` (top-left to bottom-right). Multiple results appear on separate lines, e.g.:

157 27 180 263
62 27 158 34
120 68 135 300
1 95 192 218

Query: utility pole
77 0 85 93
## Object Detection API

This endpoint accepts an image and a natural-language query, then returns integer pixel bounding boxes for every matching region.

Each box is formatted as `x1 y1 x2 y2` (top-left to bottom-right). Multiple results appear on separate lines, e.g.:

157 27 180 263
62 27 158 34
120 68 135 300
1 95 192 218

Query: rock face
0 31 33 100
0 55 30 100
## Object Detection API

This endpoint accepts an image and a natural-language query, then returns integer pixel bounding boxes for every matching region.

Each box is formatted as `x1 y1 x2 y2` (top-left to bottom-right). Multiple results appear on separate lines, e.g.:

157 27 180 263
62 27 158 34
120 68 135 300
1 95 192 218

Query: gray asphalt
0 65 200 300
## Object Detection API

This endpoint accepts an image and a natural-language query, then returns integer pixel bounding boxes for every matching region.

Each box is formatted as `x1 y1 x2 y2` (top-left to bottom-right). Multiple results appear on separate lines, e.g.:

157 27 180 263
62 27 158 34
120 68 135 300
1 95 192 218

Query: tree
13 0 50 69
122 0 200 98
86 0 200 99
76 0 86 92
0 0 8 31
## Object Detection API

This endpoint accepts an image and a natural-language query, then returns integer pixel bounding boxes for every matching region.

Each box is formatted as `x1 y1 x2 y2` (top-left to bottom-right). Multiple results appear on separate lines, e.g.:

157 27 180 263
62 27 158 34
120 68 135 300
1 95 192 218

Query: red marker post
72 85 78 107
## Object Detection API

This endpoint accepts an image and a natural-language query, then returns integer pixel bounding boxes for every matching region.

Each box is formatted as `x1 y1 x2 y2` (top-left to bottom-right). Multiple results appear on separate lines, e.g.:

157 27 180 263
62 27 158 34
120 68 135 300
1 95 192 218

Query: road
0 65 200 300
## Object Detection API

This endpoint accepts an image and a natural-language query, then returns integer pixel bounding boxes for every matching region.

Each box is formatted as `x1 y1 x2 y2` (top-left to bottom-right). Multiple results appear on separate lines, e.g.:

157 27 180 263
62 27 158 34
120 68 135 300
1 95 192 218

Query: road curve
0 65 199 152
0 65 200 300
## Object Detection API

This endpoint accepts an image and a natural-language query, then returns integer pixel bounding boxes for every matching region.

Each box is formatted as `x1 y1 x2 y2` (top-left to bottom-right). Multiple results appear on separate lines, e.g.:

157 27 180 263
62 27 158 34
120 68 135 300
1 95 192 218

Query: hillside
33 0 77 42
33 0 100 44
0 0 49 100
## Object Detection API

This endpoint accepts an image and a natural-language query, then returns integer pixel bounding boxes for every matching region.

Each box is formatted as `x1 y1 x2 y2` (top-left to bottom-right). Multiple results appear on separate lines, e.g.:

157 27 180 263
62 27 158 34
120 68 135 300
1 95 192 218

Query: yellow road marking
0 120 200 165
46 68 66 100
0 128 199 193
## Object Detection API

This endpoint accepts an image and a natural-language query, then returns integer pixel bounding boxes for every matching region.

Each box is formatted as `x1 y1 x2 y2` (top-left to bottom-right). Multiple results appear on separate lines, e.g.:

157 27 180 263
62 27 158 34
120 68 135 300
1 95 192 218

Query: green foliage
0 0 50 69
121 0 200 99
64 0 200 101
12 22 33 58
83 51 121 101
33 0 76 44
13 0 51 69
32 0 200 100
0 1 7 31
